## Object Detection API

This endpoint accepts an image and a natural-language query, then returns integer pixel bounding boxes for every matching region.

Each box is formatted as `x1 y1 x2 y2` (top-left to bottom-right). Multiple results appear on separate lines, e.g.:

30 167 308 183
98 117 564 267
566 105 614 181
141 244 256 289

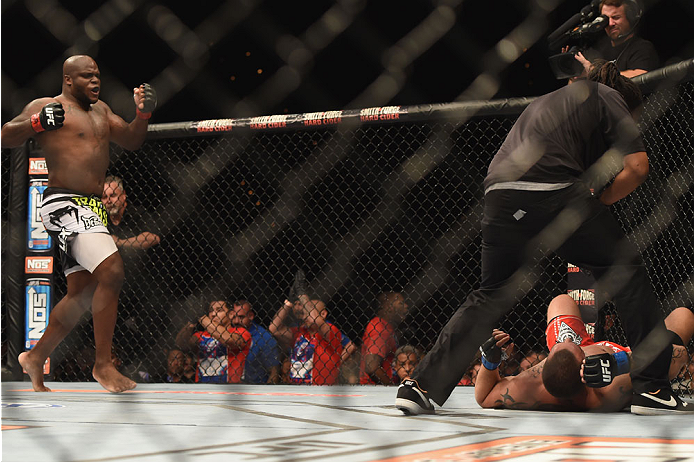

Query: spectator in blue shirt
231 300 281 384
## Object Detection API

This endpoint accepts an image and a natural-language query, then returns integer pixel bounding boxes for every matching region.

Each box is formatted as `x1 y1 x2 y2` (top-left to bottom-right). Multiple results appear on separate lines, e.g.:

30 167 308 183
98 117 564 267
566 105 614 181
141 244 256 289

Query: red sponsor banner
28 157 48 175
360 106 403 122
249 115 289 130
302 111 343 127
25 256 53 274
194 119 234 133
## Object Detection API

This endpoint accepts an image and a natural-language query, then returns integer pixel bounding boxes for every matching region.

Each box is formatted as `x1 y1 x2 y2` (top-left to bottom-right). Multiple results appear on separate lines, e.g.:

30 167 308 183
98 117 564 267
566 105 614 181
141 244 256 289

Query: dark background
2 0 693 125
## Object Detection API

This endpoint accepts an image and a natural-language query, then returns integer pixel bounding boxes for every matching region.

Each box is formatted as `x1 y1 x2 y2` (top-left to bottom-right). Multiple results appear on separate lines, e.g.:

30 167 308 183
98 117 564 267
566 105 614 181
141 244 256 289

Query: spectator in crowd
230 299 281 384
577 0 658 78
360 292 410 385
183 351 196 382
159 348 194 383
393 345 423 383
270 296 344 385
474 295 694 412
279 354 292 384
175 300 251 383
102 175 160 250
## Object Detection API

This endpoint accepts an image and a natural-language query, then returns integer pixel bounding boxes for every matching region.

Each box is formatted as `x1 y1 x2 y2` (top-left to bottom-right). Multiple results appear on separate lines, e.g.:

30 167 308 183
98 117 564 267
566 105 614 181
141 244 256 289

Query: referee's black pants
412 182 672 406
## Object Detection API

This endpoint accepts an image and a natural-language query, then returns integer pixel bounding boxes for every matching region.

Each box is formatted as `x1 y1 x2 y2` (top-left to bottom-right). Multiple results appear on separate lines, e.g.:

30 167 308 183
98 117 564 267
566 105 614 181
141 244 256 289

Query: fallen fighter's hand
479 329 510 370
582 351 630 387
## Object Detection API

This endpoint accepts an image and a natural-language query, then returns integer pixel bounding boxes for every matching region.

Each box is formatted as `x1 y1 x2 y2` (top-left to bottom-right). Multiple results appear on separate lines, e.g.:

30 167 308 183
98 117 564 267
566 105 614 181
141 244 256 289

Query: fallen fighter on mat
474 294 693 413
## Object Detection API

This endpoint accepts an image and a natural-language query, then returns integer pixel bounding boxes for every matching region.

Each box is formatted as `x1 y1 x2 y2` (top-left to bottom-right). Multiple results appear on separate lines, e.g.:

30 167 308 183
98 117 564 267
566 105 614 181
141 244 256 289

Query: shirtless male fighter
1 55 157 393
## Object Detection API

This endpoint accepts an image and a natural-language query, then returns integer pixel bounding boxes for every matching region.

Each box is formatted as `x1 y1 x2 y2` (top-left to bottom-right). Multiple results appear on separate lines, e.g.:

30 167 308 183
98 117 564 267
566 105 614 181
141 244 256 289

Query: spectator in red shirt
270 296 343 385
175 300 251 383
360 292 410 385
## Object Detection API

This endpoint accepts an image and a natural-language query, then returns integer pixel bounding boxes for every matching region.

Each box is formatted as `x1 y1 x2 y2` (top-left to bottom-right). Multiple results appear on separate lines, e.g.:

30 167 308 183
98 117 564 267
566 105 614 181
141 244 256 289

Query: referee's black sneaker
395 378 435 415
631 387 694 415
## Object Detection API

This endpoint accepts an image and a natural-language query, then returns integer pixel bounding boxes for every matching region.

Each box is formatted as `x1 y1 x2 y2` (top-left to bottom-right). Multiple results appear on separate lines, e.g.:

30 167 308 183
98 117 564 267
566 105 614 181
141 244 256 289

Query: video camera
547 0 607 79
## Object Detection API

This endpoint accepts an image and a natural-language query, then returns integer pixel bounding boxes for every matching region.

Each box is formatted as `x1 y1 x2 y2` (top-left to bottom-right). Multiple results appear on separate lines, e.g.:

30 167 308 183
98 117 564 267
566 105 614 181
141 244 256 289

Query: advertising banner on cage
24 277 52 351
567 263 599 323
28 157 48 175
27 178 52 251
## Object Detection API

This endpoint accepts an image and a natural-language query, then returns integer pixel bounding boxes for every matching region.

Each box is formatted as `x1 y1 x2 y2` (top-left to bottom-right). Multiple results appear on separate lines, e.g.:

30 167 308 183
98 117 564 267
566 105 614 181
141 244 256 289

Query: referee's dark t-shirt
484 80 645 191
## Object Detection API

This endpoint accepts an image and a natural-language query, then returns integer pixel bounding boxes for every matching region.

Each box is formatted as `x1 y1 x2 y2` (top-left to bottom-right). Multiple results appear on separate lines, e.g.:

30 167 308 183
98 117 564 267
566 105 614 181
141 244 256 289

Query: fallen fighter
474 294 693 413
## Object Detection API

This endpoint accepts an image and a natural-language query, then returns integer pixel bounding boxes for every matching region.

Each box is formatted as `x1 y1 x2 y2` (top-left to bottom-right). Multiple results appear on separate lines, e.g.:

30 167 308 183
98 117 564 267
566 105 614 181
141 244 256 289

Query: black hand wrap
31 102 64 133
583 351 630 388
479 335 507 370
137 83 157 119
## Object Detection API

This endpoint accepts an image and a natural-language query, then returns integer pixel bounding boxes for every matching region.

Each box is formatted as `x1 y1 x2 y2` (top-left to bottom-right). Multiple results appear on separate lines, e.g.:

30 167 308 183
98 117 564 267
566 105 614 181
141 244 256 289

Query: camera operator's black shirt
484 80 645 191
585 36 659 73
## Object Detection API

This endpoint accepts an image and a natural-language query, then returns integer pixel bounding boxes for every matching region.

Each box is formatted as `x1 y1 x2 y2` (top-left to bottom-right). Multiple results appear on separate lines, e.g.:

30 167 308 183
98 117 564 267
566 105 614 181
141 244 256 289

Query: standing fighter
395 60 692 415
1 55 156 393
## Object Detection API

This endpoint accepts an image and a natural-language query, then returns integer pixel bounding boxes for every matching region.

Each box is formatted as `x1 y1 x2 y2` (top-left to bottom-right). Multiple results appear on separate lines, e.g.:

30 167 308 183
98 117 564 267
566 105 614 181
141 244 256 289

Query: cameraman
577 0 658 78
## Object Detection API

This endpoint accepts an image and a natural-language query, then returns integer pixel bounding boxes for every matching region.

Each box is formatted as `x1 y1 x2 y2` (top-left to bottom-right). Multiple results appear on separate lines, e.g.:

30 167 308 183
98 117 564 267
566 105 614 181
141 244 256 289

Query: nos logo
27 180 52 250
25 279 52 348
28 157 48 175
25 256 53 274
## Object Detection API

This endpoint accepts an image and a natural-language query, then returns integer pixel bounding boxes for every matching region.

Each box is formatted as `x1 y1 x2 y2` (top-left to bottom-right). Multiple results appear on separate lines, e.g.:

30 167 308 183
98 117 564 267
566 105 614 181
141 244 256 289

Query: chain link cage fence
2 62 693 396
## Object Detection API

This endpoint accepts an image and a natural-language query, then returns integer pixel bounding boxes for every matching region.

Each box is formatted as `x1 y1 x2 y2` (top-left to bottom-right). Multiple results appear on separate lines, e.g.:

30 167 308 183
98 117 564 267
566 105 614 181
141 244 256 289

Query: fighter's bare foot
93 363 136 393
18 352 51 392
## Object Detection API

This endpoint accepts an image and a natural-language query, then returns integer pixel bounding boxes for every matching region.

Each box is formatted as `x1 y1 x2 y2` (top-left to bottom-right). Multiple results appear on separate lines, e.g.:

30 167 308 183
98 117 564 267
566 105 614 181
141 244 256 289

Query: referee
395 59 691 416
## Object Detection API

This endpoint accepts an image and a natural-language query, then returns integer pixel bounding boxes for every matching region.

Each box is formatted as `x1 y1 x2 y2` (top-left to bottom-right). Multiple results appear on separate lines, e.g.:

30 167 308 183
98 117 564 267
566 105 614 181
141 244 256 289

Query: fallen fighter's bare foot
93 363 137 393
18 352 51 392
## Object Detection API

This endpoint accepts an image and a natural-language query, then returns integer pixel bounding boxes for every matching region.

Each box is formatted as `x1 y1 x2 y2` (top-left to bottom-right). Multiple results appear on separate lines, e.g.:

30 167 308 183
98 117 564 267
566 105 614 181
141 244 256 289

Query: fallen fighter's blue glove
583 351 630 387
479 334 508 370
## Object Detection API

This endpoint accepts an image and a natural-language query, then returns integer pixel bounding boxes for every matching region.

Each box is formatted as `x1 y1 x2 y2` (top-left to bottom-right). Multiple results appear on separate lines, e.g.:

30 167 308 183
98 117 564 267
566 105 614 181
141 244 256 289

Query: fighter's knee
547 294 578 319
93 254 125 287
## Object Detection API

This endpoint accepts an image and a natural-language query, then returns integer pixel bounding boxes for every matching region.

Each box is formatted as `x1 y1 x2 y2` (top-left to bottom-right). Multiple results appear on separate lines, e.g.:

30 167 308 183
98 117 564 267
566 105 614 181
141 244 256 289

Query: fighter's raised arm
1 97 65 148
107 83 157 150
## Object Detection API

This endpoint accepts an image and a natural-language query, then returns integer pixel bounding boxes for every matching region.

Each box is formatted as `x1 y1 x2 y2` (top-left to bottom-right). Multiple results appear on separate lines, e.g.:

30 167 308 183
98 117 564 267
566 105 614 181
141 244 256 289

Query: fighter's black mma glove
480 334 508 370
136 83 157 119
31 102 64 133
583 351 630 387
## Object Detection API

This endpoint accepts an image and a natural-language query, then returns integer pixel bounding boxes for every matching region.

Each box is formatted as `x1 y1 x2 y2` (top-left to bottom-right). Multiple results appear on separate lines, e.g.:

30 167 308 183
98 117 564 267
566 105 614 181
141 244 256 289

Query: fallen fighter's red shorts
546 315 630 354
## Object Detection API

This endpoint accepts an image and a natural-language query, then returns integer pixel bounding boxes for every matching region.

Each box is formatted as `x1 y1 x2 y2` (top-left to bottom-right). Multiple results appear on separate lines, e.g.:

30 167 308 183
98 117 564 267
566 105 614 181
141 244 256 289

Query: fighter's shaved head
63 55 96 76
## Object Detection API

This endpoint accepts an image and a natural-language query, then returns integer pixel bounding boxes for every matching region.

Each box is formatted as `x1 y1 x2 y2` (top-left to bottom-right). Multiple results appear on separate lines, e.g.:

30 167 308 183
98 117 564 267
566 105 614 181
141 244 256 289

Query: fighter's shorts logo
57 227 72 253
81 215 102 231
557 321 582 345
49 205 79 228
71 196 108 226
